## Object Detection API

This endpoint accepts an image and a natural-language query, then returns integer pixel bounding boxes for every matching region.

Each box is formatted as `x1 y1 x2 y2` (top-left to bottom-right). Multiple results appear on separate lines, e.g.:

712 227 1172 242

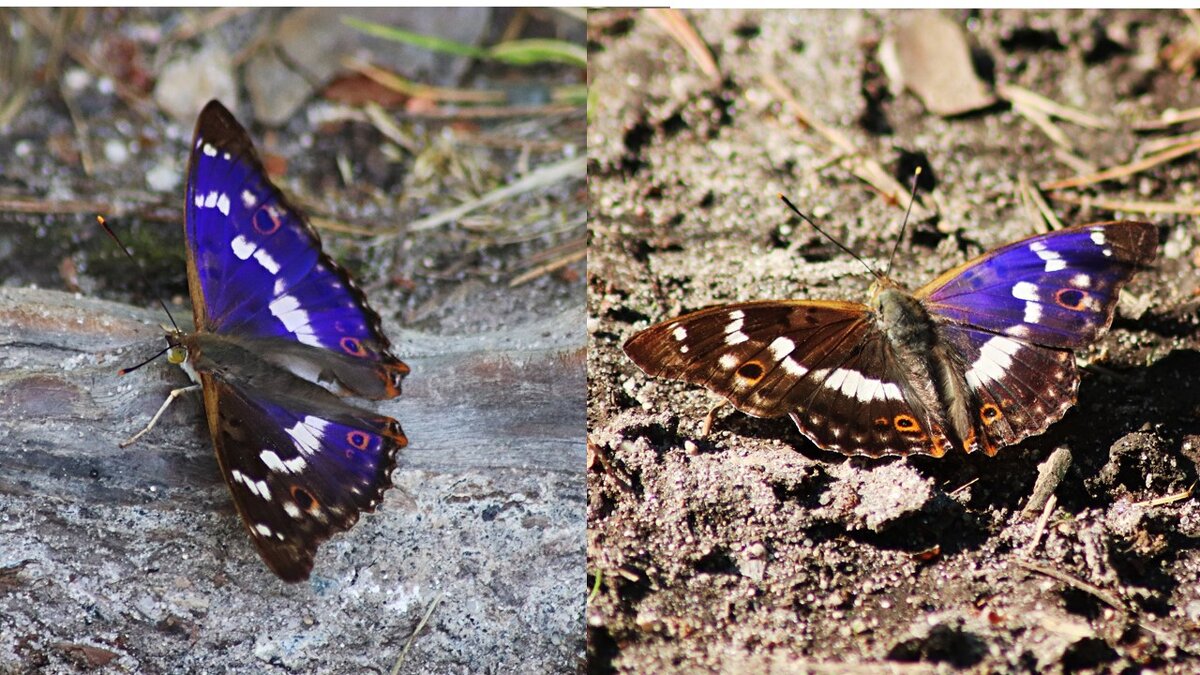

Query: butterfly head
163 326 189 364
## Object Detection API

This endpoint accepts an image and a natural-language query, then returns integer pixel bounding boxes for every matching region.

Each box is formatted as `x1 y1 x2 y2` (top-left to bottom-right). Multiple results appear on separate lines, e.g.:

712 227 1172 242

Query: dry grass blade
390 592 444 675
363 102 421 154
1044 192 1200 216
1039 138 1200 191
1133 481 1195 507
382 155 584 238
509 234 585 286
344 56 502 105
391 103 578 120
645 9 720 81
1132 105 1200 131
167 7 251 42
998 83 1110 129
1018 173 1064 232
1012 558 1127 613
762 72 932 219
1010 97 1075 151
1139 130 1200 156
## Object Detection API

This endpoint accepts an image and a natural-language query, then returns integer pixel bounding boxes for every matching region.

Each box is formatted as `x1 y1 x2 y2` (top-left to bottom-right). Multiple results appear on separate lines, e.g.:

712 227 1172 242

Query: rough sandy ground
588 9 1200 673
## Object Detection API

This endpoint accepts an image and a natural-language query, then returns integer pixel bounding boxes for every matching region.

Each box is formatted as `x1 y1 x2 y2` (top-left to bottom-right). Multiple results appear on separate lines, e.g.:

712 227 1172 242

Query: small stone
103 139 129 165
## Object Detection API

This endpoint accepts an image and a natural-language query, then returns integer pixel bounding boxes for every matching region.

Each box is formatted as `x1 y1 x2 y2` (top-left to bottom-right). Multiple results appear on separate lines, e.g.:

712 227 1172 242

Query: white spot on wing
285 416 329 456
725 331 749 345
729 310 745 320
204 191 219 208
724 318 745 334
1090 229 1106 245
261 449 306 474
782 357 807 376
719 353 739 370
1071 274 1091 288
216 193 231 216
202 143 217 157
824 367 896 402
1029 241 1066 272
269 294 322 346
284 502 302 519
253 248 280 274
231 235 254 260
242 189 258 208
768 337 795 359
672 325 687 341
965 336 1023 388
1012 282 1039 301
1023 300 1041 323
254 523 272 536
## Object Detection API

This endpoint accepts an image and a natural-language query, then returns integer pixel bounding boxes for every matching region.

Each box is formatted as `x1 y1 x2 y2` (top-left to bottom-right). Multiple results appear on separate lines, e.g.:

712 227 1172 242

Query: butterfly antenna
96 215 181 332
884 167 922 278
117 346 170 375
778 195 881 281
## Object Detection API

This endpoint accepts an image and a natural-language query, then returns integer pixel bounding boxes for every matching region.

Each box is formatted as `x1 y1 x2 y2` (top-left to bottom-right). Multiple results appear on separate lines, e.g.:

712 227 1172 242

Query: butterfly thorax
872 287 974 452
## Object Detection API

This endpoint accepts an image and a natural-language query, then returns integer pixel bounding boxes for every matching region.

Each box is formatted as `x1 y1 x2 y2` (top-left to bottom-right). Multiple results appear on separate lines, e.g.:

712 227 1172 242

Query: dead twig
645 9 720 82
1012 558 1127 613
1023 446 1072 519
1044 193 1200 216
761 72 932 220
1039 138 1200 191
508 237 585 287
1025 494 1057 555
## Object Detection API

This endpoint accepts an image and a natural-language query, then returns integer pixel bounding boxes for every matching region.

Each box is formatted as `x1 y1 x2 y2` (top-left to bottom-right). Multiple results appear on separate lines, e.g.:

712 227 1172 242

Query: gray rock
0 286 582 672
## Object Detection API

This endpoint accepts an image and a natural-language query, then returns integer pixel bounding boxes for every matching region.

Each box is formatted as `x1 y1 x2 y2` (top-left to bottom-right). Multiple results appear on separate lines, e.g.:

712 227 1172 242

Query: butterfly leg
120 384 202 448
701 399 730 437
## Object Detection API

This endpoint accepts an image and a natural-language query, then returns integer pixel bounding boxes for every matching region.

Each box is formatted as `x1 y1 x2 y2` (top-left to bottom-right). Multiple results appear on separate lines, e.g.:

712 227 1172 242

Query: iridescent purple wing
200 373 407 582
916 221 1157 348
179 100 409 581
916 221 1156 454
185 100 408 397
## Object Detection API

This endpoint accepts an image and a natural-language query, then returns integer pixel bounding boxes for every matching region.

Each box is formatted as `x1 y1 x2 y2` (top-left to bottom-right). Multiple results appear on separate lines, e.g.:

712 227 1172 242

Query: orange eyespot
347 430 371 450
893 414 920 433
290 486 318 511
981 403 1002 425
736 361 764 381
1054 288 1089 311
340 336 367 357
253 205 283 234
873 417 890 430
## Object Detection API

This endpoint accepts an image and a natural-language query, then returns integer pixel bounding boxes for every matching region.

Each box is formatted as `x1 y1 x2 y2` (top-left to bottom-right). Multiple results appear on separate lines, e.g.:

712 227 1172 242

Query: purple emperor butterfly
134 100 409 581
624 221 1157 457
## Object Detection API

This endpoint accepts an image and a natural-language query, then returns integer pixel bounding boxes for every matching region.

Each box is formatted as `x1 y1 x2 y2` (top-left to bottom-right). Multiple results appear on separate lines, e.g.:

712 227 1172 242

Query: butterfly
128 100 410 581
624 221 1157 458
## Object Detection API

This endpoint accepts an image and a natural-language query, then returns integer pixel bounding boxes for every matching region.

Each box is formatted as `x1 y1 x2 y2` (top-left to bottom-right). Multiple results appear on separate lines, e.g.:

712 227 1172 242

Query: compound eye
167 346 187 364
